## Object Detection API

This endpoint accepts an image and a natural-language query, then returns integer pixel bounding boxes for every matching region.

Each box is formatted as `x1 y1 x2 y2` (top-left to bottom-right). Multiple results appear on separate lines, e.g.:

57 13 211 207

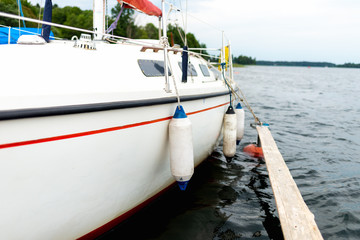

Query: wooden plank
256 126 323 240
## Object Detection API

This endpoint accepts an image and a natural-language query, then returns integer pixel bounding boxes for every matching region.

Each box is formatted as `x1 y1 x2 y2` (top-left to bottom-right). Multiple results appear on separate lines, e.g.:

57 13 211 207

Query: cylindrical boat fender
223 106 237 158
169 105 194 191
235 102 245 145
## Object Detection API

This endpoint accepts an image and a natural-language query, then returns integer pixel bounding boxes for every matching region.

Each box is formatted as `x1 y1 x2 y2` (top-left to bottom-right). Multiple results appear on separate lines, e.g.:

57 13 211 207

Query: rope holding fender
221 62 233 107
221 67 262 125
166 49 181 109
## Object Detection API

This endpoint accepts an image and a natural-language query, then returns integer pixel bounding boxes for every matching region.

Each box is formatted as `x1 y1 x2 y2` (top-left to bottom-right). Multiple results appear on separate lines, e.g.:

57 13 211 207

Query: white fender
223 106 237 157
169 105 194 190
235 102 245 145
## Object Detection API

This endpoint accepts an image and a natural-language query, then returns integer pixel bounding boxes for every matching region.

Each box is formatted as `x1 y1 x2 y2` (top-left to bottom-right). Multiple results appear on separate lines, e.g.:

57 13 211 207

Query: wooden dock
256 126 323 240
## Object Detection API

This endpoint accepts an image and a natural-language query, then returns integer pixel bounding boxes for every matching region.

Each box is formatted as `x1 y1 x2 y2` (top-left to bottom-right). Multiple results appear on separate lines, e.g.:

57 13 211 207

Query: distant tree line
256 61 336 67
233 55 256 65
256 61 360 68
336 63 360 68
208 54 256 65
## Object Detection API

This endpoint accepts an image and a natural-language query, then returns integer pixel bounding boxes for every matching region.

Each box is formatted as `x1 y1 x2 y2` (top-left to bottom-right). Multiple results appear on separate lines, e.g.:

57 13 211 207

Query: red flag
117 0 162 17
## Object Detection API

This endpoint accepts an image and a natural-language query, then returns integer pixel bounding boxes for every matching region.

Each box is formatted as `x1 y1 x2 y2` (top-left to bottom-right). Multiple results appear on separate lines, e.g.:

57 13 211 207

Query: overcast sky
29 0 360 64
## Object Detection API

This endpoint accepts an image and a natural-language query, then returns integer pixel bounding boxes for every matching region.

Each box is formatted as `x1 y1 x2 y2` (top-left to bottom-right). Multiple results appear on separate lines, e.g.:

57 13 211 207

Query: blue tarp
0 27 54 44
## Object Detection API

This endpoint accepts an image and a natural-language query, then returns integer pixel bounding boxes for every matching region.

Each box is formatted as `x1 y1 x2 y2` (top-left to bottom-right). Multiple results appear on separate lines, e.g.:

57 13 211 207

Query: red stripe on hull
0 102 228 149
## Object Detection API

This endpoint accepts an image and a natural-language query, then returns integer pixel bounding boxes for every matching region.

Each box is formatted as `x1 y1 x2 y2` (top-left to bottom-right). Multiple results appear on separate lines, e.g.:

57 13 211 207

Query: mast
158 17 162 40
93 0 105 40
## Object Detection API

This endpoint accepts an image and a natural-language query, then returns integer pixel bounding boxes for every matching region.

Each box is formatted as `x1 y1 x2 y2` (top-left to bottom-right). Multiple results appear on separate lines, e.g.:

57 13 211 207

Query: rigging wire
1 7 260 124
37 0 43 33
0 12 161 46
106 0 108 30
174 23 185 45
166 51 181 108
186 12 223 33
2 19 260 126
1 11 218 59
17 0 21 36
0 24 61 40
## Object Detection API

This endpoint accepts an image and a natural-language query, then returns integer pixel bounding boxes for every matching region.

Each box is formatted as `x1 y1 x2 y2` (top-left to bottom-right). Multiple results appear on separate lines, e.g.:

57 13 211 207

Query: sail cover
117 0 162 17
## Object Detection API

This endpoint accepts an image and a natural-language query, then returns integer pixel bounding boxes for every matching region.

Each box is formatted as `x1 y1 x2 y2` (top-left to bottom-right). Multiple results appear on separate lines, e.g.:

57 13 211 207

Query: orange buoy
243 144 264 158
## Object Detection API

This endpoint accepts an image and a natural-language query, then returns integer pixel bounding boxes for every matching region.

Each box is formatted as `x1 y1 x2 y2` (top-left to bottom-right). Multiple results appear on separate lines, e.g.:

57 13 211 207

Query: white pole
17 0 20 36
221 31 225 64
162 0 170 92
158 17 161 40
229 40 233 81
221 30 225 80
93 0 105 40
185 0 187 46
8 26 11 44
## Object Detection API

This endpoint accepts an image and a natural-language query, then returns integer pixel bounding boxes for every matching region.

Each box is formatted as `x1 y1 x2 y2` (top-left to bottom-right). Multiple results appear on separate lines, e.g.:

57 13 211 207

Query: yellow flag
225 45 229 70
218 45 230 71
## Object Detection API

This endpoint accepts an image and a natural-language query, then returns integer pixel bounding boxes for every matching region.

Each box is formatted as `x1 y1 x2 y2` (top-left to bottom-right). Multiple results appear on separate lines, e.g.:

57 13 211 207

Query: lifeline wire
1 9 257 121
217 44 261 124
0 25 61 40
166 48 181 108
17 0 20 36
37 0 43 33
0 11 220 60
0 12 168 47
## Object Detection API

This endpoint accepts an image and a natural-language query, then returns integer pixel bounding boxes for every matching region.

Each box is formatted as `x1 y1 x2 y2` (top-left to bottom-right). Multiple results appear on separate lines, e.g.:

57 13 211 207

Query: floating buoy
235 102 245 145
223 105 237 158
169 105 194 191
243 144 264 158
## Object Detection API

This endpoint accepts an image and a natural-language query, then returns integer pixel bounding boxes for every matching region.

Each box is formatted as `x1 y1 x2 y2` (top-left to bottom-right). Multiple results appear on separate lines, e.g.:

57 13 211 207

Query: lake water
99 66 360 240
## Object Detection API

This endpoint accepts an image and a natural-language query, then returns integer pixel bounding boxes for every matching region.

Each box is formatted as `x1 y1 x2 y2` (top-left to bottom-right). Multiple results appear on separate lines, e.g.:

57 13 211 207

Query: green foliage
143 23 158 39
109 5 136 38
233 55 256 65
336 63 360 68
256 61 336 67
21 0 38 26
0 0 39 27
256 61 360 68
0 1 19 27
0 0 36 27
52 6 93 39
167 24 183 46
186 33 200 49
166 24 209 59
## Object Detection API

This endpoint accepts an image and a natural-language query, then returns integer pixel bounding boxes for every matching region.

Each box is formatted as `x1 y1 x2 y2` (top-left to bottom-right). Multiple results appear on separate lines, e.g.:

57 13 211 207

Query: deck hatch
178 62 198 77
138 59 172 77
199 64 210 77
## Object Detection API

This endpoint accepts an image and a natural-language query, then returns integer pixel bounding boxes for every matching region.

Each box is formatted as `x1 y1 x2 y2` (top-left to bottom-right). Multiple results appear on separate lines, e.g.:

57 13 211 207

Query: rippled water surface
99 66 360 240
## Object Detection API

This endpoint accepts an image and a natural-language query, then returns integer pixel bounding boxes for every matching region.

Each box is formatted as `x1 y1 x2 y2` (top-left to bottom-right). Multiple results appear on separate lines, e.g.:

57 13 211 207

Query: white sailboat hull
0 94 228 239
0 7 234 232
